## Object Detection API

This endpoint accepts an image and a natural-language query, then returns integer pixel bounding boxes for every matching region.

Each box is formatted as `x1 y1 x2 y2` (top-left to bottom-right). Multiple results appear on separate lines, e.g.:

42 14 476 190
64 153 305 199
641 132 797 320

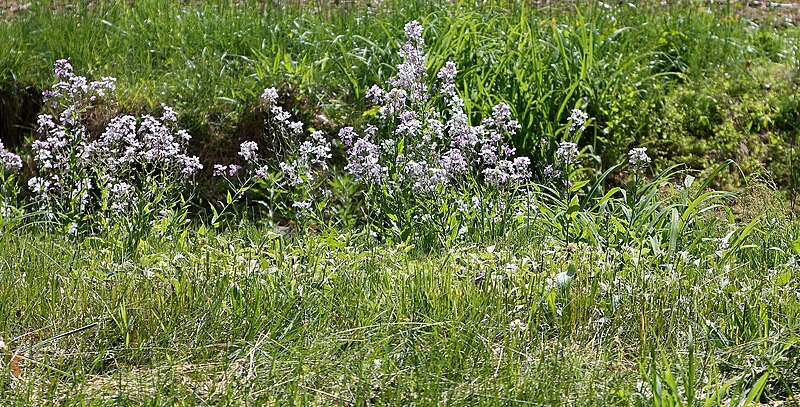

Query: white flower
556 141 579 165
627 147 651 170
554 271 571 287
238 140 259 162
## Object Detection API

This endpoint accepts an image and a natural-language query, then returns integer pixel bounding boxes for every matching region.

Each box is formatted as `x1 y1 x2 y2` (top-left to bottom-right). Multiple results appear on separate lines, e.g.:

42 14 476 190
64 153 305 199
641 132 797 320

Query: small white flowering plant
210 88 332 229
28 59 202 242
0 141 24 225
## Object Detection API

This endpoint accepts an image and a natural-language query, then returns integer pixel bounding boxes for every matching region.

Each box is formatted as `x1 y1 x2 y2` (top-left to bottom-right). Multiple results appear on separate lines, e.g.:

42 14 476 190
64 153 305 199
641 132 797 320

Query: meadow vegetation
1 0 800 405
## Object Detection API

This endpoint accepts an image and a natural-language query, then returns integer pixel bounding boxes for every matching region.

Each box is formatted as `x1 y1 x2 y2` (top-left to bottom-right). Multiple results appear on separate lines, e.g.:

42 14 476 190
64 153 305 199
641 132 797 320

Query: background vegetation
2 0 800 189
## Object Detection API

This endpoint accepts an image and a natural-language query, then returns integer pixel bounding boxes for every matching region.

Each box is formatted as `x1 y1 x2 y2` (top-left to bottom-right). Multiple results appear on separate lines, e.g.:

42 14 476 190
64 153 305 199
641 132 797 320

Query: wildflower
0 142 22 172
176 154 203 175
288 121 304 136
29 59 201 226
279 161 302 186
271 105 292 124
568 109 588 134
365 85 384 104
260 87 279 104
543 164 561 180
292 200 313 218
556 141 579 166
437 61 458 97
404 20 424 43
53 59 73 77
387 20 428 107
484 103 520 135
161 106 178 123
340 127 387 185
472 195 481 209
627 147 651 170
255 165 269 178
238 141 259 162
298 131 332 169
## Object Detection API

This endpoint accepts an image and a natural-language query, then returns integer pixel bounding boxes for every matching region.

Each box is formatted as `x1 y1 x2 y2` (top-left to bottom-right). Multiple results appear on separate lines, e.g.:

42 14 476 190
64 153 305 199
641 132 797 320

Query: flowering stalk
0 141 23 223
627 147 651 205
341 20 535 242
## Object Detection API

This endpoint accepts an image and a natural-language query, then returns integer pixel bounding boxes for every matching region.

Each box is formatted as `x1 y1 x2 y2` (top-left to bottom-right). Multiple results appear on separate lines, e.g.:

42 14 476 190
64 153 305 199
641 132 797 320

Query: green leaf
569 180 589 192
775 272 792 287
566 263 577 277
791 236 800 255
566 195 580 215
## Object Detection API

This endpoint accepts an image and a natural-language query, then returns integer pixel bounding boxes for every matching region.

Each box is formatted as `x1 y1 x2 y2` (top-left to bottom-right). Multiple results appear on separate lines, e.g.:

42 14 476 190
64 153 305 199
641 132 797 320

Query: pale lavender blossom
288 121 304 136
0 142 22 172
556 141 579 166
385 20 428 108
483 103 520 135
340 127 387 185
568 109 588 134
239 140 259 162
298 131 331 169
628 147 651 170
365 85 384 104
255 165 269 178
176 154 203 175
543 164 561 179
271 105 292 123
227 164 242 177
292 200 313 218
261 87 279 104
29 59 202 222
437 61 458 97
404 20 424 43
161 106 178 123
213 164 241 177
280 131 332 186
213 164 228 177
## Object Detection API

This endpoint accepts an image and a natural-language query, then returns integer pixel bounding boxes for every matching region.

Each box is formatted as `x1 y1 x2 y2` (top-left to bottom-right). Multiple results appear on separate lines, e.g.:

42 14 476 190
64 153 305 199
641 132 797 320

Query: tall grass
1 190 799 404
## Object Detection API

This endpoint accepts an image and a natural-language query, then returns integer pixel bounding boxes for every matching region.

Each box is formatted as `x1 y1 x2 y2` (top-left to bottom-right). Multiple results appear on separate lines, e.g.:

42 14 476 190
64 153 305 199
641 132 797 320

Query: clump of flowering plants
0 141 24 227
29 59 202 241
210 87 332 229
340 21 535 244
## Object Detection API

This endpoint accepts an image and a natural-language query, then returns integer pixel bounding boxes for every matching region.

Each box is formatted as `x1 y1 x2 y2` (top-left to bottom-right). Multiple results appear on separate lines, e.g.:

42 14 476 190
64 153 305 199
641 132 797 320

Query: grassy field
2 0 800 406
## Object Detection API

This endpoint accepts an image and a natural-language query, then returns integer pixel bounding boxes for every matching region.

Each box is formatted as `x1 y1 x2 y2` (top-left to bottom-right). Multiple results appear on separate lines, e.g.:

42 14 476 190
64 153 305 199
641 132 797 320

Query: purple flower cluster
555 141 579 166
238 141 259 162
215 88 330 190
340 126 388 185
260 87 304 138
42 59 117 125
213 164 242 177
0 142 22 172
280 131 331 186
29 59 201 216
341 20 532 194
